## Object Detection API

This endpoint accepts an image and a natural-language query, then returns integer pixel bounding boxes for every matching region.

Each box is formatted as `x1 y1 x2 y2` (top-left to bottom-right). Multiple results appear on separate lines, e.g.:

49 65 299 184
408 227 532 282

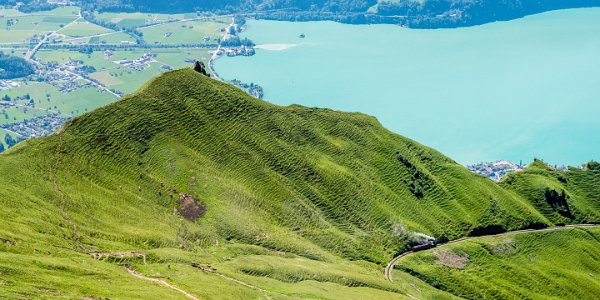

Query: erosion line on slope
125 266 201 300
51 136 84 251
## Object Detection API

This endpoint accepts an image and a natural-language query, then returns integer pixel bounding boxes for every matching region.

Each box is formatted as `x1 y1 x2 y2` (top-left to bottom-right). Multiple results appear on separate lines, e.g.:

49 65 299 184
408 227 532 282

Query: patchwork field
140 19 228 44
0 5 224 143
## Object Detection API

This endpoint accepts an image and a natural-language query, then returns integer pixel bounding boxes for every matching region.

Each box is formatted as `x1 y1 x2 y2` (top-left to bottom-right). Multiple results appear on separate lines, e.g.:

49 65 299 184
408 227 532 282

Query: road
60 30 125 43
384 224 600 282
25 10 82 61
207 17 235 82
63 69 121 98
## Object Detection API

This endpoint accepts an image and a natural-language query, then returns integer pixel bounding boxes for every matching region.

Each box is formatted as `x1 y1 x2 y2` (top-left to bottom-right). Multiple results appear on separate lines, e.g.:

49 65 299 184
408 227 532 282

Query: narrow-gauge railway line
384 224 600 282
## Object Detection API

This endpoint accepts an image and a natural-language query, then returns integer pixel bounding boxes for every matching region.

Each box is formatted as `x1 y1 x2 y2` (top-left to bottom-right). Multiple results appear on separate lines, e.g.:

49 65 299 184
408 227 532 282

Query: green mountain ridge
0 69 598 299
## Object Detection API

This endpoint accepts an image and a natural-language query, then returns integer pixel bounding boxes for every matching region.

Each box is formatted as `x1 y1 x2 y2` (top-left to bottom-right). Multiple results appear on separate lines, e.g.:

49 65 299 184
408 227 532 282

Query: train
411 240 437 252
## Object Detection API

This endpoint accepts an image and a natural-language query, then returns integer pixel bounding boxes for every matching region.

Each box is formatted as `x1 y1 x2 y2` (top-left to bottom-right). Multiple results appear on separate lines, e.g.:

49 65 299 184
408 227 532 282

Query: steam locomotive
411 240 437 252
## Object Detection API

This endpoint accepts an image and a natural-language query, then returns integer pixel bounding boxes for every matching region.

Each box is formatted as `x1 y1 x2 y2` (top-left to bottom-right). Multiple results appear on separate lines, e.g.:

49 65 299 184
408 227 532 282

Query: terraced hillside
0 68 598 298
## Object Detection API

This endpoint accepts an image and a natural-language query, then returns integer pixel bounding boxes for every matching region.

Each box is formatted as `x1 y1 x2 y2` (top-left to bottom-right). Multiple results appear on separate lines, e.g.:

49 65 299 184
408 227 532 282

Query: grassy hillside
0 69 598 298
398 227 600 299
501 160 600 225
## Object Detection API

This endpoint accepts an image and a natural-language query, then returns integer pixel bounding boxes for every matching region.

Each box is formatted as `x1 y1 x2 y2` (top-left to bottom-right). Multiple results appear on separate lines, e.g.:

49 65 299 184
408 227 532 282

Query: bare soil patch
434 249 469 269
176 193 206 221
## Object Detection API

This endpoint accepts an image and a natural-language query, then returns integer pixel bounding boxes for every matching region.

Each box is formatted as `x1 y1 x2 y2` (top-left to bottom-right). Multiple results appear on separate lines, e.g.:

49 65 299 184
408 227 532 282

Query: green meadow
59 21 112 37
140 19 227 45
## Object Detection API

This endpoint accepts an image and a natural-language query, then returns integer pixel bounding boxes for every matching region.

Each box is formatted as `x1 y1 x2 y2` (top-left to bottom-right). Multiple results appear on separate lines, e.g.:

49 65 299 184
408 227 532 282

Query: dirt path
125 266 200 300
191 263 268 293
51 137 84 251
384 224 600 282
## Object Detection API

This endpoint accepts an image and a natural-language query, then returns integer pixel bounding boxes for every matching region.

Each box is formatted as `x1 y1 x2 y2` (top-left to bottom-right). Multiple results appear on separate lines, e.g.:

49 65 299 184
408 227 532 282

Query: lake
215 9 600 166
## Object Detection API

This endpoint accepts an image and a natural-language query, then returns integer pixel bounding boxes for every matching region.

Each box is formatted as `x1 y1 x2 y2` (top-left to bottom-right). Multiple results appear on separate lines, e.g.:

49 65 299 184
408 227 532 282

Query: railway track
384 224 600 282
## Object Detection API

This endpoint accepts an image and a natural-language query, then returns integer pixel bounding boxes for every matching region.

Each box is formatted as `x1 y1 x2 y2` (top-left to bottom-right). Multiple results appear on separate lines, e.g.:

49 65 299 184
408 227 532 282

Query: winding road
384 224 600 282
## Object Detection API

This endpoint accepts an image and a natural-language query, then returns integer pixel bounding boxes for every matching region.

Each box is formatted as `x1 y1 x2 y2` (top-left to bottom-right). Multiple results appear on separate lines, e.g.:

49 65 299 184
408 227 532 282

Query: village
1 112 68 138
467 160 572 182
467 160 527 182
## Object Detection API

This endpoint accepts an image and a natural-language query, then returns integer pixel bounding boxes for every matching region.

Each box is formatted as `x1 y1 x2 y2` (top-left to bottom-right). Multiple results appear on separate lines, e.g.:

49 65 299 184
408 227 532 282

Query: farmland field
89 70 124 86
140 19 228 44
59 21 113 37
94 12 190 29
0 5 223 145
0 82 117 116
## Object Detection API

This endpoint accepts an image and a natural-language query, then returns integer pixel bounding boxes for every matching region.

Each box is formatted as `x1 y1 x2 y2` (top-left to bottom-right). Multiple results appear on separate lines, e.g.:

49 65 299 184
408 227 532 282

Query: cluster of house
1 113 69 138
50 60 93 92
0 94 35 108
224 45 255 57
0 80 21 91
113 52 155 71
229 79 264 99
467 160 527 182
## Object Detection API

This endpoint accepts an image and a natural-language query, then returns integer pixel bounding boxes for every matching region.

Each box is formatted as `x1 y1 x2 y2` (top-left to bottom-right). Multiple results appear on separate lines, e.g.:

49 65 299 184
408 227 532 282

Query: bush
587 161 600 171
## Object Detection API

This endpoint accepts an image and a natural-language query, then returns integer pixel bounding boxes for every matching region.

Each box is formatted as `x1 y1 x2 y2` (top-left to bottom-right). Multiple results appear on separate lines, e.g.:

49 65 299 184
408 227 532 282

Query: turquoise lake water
215 9 600 165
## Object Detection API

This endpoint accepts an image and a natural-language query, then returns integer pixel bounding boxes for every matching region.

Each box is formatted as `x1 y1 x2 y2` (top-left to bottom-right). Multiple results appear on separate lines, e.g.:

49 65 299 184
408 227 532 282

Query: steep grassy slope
501 160 600 225
0 69 598 298
398 227 600 299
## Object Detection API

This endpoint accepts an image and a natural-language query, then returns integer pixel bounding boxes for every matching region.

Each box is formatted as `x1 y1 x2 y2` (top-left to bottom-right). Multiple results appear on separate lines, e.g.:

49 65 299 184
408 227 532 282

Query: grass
93 11 228 30
94 31 136 44
94 12 188 29
0 69 597 298
59 21 113 37
0 8 26 17
399 227 600 299
139 20 227 44
0 29 39 44
31 6 80 17
0 81 117 119
90 70 124 86
153 49 212 69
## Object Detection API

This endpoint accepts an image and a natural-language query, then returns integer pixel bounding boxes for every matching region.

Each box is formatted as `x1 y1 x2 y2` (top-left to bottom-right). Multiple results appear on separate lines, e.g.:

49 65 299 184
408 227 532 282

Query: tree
588 161 600 171
0 143 4 152
0 51 35 79
4 134 16 147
